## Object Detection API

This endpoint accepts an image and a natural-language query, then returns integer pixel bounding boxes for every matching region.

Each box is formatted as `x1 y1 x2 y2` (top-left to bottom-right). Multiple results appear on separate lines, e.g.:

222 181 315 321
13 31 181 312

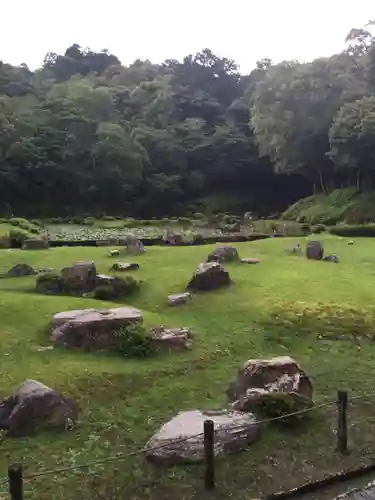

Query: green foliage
92 284 118 301
9 228 32 244
36 272 62 294
113 323 155 358
311 224 326 234
329 224 375 237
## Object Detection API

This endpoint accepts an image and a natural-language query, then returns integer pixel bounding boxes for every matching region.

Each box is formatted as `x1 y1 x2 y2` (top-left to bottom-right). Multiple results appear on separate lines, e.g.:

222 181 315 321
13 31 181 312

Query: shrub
114 276 139 296
93 285 118 301
83 217 95 226
300 223 311 234
0 235 9 248
36 272 62 294
311 224 326 234
177 217 193 227
329 224 375 237
71 216 85 225
113 324 155 358
102 215 116 221
9 218 41 234
9 228 31 245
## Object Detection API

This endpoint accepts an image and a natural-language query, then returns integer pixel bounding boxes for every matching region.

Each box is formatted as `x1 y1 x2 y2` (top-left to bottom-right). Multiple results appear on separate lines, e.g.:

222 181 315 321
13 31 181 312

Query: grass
1 236 375 499
282 188 375 225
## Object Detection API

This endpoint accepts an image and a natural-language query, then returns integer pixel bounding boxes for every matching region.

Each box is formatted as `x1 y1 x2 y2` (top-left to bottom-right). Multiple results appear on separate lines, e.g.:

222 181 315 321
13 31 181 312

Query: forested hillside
0 21 374 217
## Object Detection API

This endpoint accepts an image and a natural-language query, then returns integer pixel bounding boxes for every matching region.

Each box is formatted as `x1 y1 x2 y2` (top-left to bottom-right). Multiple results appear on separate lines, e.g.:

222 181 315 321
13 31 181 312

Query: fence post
337 390 348 454
8 464 23 500
204 419 215 490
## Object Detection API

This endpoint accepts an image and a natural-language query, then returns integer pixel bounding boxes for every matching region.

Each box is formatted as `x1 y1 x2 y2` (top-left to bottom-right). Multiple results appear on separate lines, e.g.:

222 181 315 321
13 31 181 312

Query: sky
1 1 374 73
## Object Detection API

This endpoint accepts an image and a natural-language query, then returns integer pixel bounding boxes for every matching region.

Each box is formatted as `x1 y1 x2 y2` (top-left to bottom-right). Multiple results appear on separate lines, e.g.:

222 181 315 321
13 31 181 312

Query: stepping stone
168 292 191 306
241 258 260 264
110 262 139 271
145 409 260 465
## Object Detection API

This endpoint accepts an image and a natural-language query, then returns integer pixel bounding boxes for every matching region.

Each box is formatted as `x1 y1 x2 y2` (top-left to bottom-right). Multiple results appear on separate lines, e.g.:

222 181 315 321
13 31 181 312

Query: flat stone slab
168 292 192 306
51 307 143 350
150 326 193 350
241 258 260 264
110 262 139 271
145 409 259 465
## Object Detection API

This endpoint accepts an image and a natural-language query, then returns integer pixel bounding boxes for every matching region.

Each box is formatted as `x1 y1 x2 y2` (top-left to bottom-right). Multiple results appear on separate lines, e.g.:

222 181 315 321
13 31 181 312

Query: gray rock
22 239 49 250
125 236 145 254
51 307 143 350
227 356 313 417
323 254 340 263
241 258 260 264
168 292 192 306
150 326 193 350
61 261 97 293
187 262 231 291
145 409 260 465
110 262 139 272
108 250 120 257
335 483 375 499
306 241 324 260
7 263 37 277
0 379 77 437
207 246 239 263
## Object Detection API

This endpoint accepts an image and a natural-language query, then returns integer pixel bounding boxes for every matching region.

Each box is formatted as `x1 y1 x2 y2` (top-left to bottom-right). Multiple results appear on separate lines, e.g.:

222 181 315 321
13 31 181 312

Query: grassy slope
283 188 375 225
1 239 375 499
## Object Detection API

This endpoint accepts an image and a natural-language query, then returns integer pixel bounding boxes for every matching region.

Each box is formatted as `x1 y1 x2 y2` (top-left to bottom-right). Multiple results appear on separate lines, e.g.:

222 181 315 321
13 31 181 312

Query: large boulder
227 356 313 419
187 262 231 291
60 261 97 293
306 241 324 260
7 263 37 277
150 326 193 351
51 306 143 350
207 246 239 263
22 239 49 250
145 409 260 465
125 236 145 254
0 380 77 437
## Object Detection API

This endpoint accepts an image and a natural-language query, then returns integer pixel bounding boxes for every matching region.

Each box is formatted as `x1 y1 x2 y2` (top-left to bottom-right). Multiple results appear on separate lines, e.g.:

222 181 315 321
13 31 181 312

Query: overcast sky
2 1 374 73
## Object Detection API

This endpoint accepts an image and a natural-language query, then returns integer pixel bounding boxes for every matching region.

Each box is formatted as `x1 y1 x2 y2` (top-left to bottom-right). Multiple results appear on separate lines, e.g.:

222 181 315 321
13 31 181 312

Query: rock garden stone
207 246 239 263
241 258 260 264
306 240 324 260
168 292 192 306
0 379 77 437
110 262 139 271
187 262 231 291
323 254 340 263
7 263 37 277
51 306 143 350
163 231 183 245
108 250 120 257
227 356 313 418
22 238 49 250
125 236 145 254
145 409 260 465
348 240 354 245
150 326 193 350
61 261 97 293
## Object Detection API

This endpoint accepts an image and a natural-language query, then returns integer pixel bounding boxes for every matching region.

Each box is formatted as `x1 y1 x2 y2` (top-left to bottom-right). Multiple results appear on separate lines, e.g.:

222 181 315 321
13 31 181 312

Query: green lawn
1 236 375 499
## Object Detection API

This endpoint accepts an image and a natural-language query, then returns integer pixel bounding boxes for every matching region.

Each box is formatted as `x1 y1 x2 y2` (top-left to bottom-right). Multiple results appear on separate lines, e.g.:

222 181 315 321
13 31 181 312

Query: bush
9 218 41 234
311 224 326 234
113 324 155 358
36 272 62 294
0 235 9 248
300 223 311 234
114 276 139 296
9 228 31 245
102 215 116 221
93 285 118 301
329 224 375 237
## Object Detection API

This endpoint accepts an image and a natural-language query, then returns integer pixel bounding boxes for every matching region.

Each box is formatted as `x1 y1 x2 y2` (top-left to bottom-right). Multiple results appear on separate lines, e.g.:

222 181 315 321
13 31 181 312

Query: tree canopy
0 27 374 217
